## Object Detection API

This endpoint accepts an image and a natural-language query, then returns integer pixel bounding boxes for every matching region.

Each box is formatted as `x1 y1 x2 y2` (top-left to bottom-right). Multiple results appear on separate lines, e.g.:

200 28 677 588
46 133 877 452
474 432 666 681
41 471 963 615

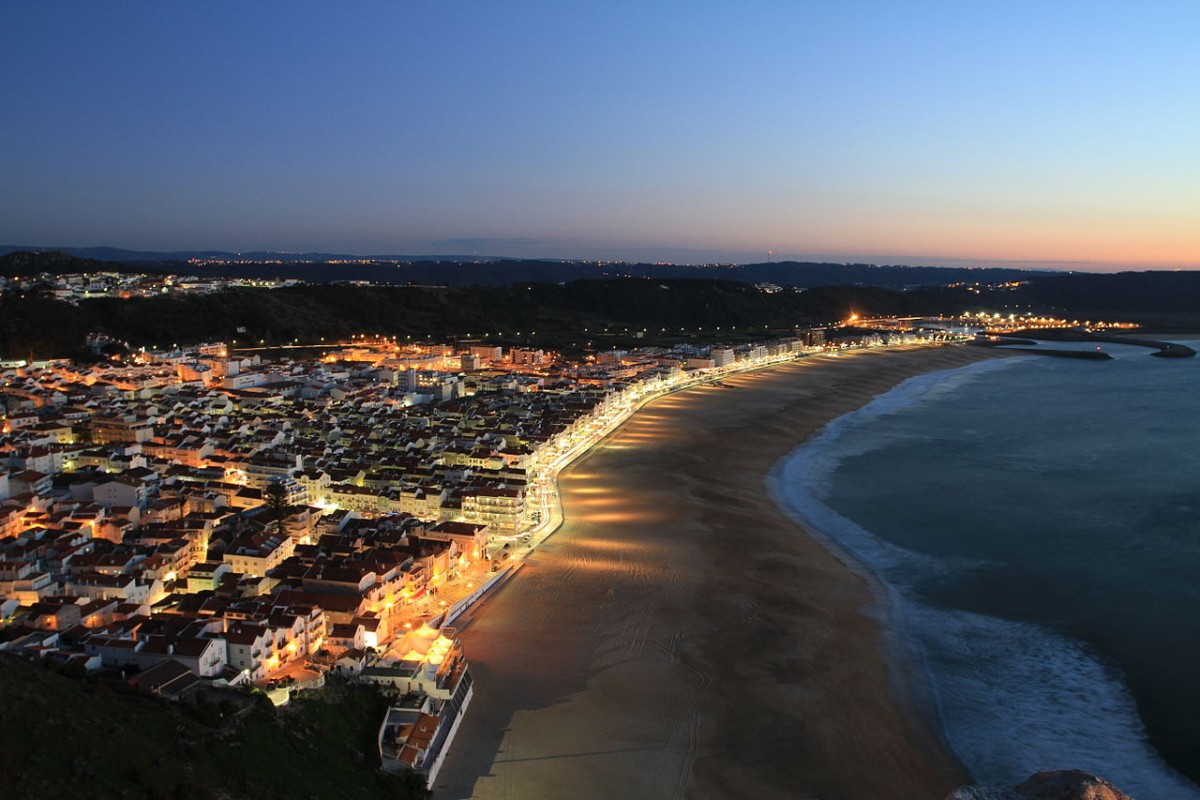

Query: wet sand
435 345 1008 800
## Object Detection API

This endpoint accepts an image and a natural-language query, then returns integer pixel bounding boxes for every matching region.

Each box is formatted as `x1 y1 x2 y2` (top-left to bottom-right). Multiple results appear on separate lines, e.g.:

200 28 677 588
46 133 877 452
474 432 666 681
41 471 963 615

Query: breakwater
969 337 1113 360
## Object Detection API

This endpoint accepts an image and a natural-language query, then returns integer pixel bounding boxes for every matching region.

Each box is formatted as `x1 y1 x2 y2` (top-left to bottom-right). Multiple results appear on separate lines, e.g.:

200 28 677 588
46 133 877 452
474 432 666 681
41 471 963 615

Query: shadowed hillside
0 655 427 800
0 279 964 359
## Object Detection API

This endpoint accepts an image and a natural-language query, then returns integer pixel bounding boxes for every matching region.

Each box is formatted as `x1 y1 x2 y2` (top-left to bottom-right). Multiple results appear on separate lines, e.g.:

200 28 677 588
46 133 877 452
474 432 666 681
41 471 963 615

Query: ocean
771 342 1200 799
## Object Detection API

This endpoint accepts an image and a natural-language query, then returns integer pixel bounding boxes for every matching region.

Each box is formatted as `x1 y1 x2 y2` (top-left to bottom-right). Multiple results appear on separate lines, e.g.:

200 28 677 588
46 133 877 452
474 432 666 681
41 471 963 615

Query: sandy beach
435 344 1009 800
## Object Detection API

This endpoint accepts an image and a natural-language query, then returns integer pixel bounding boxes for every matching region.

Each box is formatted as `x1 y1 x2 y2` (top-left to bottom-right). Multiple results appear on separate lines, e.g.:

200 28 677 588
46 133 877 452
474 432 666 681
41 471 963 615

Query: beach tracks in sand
572 530 706 800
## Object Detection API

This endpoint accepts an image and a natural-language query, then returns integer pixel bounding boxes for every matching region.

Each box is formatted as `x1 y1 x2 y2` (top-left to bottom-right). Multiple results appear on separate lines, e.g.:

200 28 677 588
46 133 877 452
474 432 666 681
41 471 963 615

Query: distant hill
0 249 1051 290
5 252 1200 359
0 249 145 275
0 245 489 263
0 654 427 799
0 277 961 359
1001 271 1200 315
5 251 1199 359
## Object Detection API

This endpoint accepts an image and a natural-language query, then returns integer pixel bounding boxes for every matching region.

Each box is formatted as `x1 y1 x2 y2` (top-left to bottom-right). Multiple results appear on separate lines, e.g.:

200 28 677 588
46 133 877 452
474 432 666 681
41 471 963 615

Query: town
1 267 299 303
0 326 944 786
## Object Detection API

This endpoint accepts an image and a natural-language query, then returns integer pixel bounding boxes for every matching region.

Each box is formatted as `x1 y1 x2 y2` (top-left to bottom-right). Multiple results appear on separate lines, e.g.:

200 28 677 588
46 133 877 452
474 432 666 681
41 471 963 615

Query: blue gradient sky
2 1 1197 268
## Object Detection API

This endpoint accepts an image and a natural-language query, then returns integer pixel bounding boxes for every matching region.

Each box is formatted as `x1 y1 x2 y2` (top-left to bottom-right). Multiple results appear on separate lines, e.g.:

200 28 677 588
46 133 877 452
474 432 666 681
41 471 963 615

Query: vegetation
0 654 428 800
0 278 966 359
0 249 163 277
264 479 289 534
6 250 1200 359
0 248 1045 288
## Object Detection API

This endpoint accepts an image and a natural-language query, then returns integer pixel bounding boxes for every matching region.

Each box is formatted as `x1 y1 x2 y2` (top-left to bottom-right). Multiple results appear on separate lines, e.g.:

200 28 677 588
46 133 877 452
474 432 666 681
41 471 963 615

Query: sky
2 1 1198 269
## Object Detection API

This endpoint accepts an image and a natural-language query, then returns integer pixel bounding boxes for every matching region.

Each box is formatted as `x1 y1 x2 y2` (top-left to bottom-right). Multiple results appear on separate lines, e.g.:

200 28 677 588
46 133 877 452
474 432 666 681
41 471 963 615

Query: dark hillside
1017 271 1200 314
0 279 965 359
0 249 1046 289
0 655 426 799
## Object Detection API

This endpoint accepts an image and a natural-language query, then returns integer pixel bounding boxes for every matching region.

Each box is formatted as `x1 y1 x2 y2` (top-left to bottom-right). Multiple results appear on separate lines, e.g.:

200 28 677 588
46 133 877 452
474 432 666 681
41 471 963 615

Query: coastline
763 356 1021 794
766 342 1200 799
436 345 1010 799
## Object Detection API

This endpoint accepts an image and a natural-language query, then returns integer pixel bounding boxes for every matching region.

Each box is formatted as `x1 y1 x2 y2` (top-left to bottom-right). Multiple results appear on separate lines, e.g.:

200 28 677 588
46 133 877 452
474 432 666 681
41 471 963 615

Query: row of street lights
514 346 824 556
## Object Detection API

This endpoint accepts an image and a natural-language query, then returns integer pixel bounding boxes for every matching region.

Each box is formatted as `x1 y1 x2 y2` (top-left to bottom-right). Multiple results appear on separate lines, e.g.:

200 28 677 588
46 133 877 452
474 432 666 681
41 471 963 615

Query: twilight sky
2 1 1198 269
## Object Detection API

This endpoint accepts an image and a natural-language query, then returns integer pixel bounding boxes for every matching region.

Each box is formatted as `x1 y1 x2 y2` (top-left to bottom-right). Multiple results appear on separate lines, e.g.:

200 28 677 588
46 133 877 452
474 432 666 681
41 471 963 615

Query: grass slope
0 655 427 800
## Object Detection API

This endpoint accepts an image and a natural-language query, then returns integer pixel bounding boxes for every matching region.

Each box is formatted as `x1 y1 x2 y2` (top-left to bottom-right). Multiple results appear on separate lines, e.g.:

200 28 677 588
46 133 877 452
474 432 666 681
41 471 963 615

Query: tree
264 479 289 535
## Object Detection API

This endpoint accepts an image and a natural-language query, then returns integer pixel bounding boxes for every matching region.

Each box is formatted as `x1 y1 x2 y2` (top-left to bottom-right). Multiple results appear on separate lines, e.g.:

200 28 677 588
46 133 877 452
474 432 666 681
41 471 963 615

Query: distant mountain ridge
5 251 1200 360
0 248 1052 290
0 245 504 262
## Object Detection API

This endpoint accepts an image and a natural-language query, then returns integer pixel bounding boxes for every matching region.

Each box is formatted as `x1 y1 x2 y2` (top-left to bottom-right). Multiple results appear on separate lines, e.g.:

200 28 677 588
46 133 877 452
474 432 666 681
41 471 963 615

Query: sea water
771 343 1200 799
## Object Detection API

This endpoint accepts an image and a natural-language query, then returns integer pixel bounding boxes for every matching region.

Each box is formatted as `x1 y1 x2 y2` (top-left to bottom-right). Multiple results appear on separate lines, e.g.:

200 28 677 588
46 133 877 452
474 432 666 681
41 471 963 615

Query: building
710 347 736 367
372 627 473 786
460 488 524 535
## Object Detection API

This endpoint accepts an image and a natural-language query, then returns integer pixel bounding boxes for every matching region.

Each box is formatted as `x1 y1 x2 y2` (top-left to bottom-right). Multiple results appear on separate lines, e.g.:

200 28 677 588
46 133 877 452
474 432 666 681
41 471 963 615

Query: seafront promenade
397 346 827 633
511 345 827 561
436 344 1003 799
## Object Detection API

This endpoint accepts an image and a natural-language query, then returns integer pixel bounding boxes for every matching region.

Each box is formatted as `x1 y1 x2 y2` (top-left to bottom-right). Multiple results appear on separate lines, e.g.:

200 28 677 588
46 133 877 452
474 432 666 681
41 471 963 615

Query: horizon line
4 243 1199 274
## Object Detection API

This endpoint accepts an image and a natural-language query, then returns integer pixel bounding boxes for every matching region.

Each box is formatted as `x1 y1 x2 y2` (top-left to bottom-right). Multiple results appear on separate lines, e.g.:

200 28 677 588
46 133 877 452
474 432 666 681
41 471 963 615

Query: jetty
969 336 1113 360
970 330 1196 360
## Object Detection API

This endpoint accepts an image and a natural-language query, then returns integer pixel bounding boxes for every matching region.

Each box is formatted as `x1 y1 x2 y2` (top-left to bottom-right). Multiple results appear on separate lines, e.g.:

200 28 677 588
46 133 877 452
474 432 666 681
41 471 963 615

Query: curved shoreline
764 357 1020 789
435 345 1009 799
767 349 1200 799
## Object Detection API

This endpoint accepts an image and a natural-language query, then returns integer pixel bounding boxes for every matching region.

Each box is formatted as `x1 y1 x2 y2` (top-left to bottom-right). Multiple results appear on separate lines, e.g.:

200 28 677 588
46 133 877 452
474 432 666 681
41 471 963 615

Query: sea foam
768 357 1200 800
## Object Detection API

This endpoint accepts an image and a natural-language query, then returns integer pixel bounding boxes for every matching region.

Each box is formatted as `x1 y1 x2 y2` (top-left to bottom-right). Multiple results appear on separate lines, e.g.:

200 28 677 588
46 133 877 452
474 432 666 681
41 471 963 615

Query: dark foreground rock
949 770 1135 800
